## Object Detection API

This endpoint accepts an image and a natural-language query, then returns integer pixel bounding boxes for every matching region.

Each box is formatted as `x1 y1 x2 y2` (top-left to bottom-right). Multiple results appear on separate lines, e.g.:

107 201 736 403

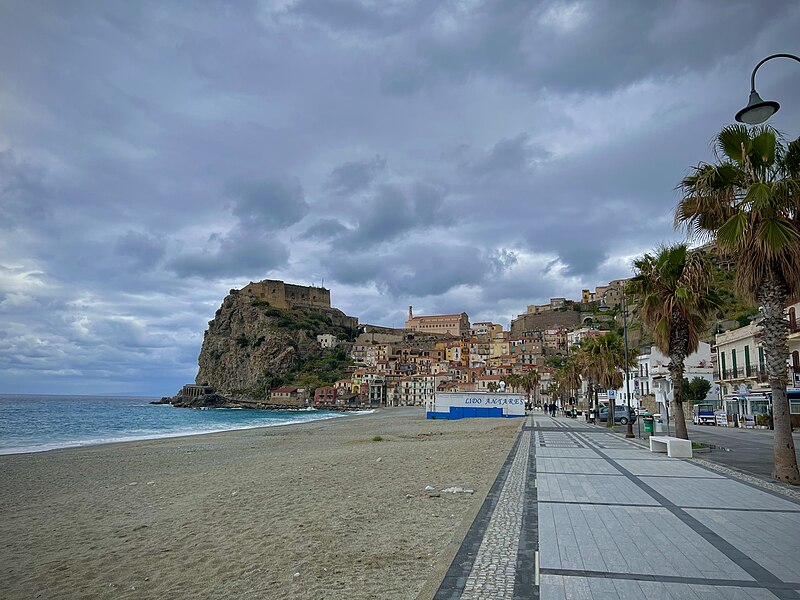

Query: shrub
372 435 383 442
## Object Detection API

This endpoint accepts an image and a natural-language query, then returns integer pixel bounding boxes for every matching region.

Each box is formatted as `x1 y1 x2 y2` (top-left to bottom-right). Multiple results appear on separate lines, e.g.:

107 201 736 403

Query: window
732 349 737 377
720 352 726 378
744 345 751 376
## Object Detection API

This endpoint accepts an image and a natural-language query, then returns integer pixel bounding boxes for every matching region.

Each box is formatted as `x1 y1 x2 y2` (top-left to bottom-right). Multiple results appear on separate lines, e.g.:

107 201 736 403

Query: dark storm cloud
326 155 387 195
379 0 789 96
0 150 51 230
227 177 309 231
114 231 166 270
167 229 289 280
323 243 517 297
289 0 386 32
461 134 551 177
298 218 350 241
338 181 454 249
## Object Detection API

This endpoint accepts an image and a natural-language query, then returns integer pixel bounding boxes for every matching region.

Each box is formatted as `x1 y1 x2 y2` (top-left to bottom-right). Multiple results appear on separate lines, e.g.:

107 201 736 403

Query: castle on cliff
241 279 331 310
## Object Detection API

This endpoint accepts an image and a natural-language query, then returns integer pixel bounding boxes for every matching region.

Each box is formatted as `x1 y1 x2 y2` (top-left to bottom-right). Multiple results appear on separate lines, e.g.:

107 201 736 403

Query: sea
0 394 355 455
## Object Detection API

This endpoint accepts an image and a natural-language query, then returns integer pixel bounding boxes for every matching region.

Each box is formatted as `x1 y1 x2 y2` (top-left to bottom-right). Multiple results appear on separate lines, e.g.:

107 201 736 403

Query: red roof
272 387 298 393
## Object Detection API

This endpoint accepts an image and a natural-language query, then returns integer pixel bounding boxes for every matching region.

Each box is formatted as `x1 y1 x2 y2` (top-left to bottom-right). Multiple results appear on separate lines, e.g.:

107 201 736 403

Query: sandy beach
0 408 521 599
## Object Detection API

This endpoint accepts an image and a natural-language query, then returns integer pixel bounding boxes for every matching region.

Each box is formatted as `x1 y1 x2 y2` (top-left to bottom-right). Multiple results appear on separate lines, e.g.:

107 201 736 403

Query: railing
721 366 774 382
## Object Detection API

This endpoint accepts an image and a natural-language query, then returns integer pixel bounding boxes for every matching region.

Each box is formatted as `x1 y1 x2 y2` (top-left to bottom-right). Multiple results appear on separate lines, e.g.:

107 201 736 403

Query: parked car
598 405 636 425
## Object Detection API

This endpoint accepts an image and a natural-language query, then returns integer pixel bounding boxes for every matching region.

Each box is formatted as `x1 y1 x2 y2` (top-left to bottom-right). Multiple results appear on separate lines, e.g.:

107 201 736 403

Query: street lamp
599 292 636 438
735 53 800 124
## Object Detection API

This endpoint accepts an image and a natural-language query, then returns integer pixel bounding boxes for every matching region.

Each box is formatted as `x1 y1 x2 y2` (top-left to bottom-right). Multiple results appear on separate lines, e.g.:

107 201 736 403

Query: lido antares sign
430 392 527 417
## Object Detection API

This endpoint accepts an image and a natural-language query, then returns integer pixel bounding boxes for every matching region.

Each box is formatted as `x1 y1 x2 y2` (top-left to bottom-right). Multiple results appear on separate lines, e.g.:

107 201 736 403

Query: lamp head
735 90 780 124
598 298 610 312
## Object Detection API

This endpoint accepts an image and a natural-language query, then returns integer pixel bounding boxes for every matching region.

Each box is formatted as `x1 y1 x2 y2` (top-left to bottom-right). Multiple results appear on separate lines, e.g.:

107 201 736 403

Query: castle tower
408 306 413 320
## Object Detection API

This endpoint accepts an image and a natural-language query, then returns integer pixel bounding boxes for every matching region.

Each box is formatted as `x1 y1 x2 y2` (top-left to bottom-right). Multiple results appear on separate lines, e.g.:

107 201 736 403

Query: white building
715 302 800 396
317 334 339 349
632 342 716 416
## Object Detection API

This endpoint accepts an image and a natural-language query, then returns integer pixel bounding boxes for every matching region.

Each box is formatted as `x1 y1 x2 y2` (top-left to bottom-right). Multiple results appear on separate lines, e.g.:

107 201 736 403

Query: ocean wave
0 411 348 455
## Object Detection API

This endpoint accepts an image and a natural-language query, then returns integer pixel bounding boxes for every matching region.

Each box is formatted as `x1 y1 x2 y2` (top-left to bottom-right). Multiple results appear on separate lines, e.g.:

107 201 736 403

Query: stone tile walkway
434 415 800 599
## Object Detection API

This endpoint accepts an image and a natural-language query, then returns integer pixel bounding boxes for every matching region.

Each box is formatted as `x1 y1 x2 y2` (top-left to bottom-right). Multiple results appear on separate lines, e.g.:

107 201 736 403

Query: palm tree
677 124 800 483
505 373 522 394
628 244 721 440
521 370 541 407
573 340 598 416
595 333 627 428
555 355 582 410
577 334 634 427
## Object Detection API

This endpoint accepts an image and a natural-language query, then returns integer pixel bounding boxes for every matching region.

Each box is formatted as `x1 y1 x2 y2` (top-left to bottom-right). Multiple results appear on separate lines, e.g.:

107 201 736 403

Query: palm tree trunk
668 356 689 440
759 276 800 484
667 310 690 440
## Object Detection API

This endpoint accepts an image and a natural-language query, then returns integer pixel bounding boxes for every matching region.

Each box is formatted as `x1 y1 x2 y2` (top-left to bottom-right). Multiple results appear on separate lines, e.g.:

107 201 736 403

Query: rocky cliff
190 288 358 401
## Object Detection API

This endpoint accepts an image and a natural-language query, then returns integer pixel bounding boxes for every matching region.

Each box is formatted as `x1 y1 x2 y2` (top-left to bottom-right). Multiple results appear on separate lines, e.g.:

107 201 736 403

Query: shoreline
1 408 522 599
0 405 376 457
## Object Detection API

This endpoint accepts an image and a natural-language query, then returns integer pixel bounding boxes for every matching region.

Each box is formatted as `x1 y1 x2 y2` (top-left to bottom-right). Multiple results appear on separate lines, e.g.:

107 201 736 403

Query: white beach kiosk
426 391 526 420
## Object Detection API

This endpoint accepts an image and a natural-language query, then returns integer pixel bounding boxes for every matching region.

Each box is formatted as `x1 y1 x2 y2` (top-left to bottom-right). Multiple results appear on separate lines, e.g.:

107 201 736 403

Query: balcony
721 366 770 383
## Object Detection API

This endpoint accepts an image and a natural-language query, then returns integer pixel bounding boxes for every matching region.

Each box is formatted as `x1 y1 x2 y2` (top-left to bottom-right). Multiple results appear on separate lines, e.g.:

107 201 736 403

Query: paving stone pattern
436 415 800 599
461 428 531 599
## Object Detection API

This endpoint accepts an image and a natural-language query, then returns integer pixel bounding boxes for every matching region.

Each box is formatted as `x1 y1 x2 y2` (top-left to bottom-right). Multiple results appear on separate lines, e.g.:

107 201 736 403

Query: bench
649 435 692 458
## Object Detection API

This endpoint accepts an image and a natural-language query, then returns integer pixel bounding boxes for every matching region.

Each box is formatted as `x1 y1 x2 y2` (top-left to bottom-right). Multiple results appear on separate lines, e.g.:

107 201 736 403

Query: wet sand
0 408 521 599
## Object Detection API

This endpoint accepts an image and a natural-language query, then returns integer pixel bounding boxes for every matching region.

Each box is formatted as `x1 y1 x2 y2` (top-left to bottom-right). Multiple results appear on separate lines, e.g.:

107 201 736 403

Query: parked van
693 403 716 425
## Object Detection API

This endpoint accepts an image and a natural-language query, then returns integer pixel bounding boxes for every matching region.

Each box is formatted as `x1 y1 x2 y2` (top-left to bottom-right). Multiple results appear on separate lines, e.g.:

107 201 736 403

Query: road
601 418 800 479
683 421 800 479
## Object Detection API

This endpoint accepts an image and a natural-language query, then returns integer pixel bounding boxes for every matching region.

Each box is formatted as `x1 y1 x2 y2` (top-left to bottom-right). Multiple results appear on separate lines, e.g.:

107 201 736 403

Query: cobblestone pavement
461 429 531 599
434 415 800 600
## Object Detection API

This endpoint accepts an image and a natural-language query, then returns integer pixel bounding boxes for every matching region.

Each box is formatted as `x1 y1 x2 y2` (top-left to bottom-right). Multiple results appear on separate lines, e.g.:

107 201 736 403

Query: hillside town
266 279 800 429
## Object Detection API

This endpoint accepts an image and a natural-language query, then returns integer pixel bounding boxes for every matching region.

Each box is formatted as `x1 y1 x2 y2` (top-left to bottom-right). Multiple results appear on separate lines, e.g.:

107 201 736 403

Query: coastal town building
316 334 339 349
404 306 470 337
633 343 715 415
472 322 503 336
715 323 767 397
270 387 304 406
313 386 337 405
566 327 605 350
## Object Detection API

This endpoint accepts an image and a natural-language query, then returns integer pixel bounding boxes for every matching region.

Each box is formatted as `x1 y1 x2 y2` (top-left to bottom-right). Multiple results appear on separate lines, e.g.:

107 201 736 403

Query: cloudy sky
1 1 798 395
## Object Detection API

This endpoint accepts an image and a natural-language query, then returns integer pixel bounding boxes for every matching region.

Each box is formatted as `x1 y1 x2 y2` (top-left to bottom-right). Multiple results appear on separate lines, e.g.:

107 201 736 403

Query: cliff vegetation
193 289 358 401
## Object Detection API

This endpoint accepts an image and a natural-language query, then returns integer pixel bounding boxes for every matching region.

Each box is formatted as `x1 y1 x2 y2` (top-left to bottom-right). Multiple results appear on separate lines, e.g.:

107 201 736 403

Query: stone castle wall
241 279 331 310
510 310 580 337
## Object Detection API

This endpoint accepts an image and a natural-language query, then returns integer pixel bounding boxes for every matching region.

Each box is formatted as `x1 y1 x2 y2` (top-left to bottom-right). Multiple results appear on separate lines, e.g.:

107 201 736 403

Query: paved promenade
434 415 800 599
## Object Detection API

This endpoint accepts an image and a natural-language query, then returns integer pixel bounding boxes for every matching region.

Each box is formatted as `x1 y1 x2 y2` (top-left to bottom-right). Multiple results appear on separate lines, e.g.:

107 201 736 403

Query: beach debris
128 482 138 486
146 481 155 485
376 457 382 462
293 572 301 579
231 490 239 497
424 485 435 492
427 493 441 498
405 494 413 500
442 486 475 494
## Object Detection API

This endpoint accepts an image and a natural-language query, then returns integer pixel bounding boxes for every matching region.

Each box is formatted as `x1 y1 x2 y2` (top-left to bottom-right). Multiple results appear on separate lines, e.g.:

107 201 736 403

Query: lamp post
599 291 636 438
735 53 800 124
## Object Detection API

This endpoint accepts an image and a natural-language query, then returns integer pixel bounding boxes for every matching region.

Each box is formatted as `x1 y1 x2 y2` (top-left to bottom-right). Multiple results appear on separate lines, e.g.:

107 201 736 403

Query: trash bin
643 414 654 434
654 413 663 433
